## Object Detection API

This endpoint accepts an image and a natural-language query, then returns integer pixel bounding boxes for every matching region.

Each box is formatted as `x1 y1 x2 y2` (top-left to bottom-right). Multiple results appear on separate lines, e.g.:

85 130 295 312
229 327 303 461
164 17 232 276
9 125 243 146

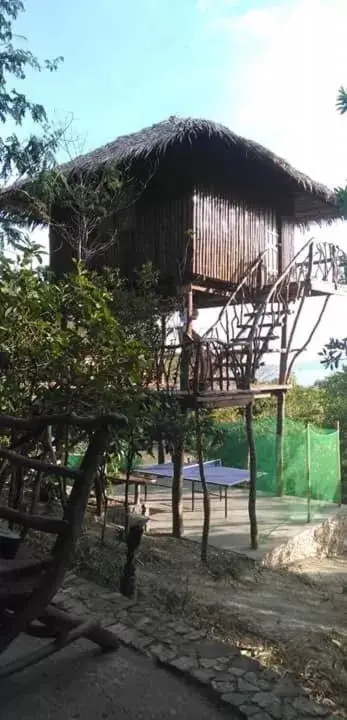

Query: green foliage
33 163 127 262
285 381 327 426
320 338 347 369
319 83 347 357
207 380 327 429
317 369 347 493
336 86 347 115
0 0 62 245
0 257 164 418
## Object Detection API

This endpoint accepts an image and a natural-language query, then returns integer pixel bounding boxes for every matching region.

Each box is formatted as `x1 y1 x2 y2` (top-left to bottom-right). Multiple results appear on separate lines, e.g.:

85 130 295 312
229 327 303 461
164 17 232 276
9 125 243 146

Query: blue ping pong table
132 460 250 518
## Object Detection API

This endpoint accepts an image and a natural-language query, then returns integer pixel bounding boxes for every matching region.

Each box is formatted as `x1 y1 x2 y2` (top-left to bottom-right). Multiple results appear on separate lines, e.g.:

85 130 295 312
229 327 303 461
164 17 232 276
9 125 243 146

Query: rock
237 678 259 693
134 616 152 630
228 667 246 678
150 643 177 663
239 705 264 718
200 658 222 669
194 639 237 659
221 693 249 708
211 679 237 695
190 668 216 685
170 655 197 672
291 697 331 716
130 633 153 651
244 671 262 686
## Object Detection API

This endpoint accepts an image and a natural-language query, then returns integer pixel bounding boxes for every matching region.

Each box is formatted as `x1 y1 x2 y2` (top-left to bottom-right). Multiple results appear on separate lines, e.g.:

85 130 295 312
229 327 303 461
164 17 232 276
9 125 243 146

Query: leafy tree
317 368 347 501
0 255 177 418
0 258 148 417
336 86 347 115
320 338 347 369
319 85 347 366
0 0 62 247
208 378 327 428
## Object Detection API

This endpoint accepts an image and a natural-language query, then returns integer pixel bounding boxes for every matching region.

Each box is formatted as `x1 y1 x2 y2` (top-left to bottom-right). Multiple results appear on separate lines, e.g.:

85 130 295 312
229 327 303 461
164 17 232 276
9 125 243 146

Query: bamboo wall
49 189 295 291
192 191 295 287
88 196 191 284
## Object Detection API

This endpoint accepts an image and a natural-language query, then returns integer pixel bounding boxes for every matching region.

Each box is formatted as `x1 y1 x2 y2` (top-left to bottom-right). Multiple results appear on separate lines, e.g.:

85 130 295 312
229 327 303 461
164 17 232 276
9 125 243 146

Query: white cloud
209 0 347 188
197 0 347 360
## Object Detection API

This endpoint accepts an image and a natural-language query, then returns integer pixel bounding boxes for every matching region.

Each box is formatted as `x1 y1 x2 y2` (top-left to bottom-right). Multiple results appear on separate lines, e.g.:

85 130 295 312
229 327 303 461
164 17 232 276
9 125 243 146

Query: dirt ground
76 520 347 718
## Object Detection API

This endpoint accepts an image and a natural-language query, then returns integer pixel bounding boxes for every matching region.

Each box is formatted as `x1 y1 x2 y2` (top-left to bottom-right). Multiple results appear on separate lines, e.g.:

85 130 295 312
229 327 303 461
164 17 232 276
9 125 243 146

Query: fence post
336 420 342 506
306 422 311 523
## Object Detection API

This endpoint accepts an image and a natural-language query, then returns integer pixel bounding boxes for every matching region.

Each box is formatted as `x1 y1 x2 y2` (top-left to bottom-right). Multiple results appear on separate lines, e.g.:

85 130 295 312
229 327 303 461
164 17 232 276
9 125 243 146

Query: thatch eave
0 116 343 226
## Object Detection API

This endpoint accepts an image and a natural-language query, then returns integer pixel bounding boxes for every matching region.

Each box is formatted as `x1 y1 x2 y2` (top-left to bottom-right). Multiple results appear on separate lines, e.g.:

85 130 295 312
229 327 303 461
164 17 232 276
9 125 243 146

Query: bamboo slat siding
99 196 194 283
281 219 295 270
49 190 295 290
192 192 294 287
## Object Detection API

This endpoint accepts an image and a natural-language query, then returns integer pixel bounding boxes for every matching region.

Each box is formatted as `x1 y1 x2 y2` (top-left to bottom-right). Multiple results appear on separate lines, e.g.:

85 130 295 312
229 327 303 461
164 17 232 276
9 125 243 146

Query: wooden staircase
155 239 347 402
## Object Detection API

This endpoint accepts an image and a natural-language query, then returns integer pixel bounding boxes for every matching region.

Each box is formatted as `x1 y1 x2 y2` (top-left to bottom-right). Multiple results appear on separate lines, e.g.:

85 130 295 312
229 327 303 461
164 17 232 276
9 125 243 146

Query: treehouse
48 116 344 307
3 117 346 406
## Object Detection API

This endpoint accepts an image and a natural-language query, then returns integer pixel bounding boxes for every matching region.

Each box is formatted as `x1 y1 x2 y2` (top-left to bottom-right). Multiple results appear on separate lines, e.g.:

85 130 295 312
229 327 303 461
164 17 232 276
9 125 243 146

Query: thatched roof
57 116 340 224
1 116 341 224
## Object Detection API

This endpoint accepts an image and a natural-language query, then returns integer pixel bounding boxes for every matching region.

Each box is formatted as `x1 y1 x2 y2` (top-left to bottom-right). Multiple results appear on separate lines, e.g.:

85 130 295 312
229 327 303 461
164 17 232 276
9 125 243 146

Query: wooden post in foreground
306 422 312 523
336 420 342 506
245 402 258 550
195 407 210 564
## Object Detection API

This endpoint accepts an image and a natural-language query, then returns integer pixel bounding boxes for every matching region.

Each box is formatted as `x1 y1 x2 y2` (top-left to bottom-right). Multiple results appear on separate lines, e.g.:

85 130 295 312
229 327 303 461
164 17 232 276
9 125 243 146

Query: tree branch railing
153 240 346 394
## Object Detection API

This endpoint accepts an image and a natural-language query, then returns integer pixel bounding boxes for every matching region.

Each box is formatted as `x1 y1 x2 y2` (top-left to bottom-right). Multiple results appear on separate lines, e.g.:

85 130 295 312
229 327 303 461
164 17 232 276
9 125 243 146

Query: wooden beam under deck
309 280 347 297
189 277 347 307
162 384 290 410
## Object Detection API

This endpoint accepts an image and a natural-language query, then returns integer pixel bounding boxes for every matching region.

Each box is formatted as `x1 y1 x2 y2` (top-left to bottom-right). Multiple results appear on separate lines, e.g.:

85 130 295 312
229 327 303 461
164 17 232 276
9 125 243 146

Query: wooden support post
172 287 194 539
275 314 288 496
180 288 193 392
275 211 287 497
306 422 312 523
275 390 285 497
158 315 166 464
336 420 342 505
195 407 210 564
245 402 258 550
172 431 185 538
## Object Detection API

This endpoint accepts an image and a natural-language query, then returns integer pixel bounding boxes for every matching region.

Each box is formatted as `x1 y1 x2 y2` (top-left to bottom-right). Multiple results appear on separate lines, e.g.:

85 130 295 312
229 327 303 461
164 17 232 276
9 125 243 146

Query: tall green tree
319 85 347 368
0 0 62 247
0 257 170 417
317 368 347 500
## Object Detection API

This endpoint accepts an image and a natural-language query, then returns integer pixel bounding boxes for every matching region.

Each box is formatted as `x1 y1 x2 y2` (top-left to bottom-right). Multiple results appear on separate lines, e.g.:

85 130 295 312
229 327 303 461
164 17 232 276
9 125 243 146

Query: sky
9 0 347 381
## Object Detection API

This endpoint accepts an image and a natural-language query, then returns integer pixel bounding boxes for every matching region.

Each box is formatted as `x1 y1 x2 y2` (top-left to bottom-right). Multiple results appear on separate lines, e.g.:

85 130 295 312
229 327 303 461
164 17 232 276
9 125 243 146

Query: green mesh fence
206 417 340 504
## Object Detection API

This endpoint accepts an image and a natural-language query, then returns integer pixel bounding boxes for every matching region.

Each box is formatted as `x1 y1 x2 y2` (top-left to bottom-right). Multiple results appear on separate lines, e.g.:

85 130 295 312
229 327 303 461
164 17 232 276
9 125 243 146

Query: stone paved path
2 641 231 720
53 573 339 720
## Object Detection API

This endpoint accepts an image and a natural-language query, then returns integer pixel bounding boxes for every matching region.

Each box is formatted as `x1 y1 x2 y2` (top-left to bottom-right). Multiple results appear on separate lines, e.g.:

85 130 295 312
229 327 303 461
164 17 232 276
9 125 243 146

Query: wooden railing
152 240 346 395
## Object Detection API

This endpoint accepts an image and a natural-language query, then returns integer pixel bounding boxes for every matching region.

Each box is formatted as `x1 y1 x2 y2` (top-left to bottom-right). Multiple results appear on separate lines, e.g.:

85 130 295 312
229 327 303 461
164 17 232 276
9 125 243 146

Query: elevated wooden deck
155 384 290 410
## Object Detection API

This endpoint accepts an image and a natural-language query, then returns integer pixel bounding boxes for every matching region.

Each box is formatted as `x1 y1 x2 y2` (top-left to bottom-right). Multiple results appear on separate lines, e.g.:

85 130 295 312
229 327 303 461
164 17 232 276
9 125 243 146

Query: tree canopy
320 84 347 368
0 0 62 247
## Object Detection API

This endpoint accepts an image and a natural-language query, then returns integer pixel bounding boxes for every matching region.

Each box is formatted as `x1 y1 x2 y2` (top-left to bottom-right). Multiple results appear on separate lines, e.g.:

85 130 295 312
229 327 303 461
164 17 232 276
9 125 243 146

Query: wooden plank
0 412 127 432
0 448 83 480
0 505 68 535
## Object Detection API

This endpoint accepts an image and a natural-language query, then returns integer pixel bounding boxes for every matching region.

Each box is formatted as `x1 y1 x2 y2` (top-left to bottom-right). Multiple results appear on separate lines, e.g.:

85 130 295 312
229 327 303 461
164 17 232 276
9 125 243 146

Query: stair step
238 323 282 329
257 335 279 341
243 310 294 318
220 335 279 346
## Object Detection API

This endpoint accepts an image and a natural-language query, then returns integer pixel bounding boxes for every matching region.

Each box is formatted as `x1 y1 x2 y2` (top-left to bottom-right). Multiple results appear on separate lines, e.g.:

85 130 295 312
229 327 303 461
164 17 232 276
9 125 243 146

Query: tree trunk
124 450 134 534
172 434 184 538
157 435 165 464
275 391 285 496
94 472 103 517
245 403 258 550
195 409 210 564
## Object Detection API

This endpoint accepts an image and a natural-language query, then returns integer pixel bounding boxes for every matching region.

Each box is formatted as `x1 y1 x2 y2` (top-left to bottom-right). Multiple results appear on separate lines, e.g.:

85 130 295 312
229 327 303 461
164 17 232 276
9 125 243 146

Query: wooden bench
0 411 127 678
